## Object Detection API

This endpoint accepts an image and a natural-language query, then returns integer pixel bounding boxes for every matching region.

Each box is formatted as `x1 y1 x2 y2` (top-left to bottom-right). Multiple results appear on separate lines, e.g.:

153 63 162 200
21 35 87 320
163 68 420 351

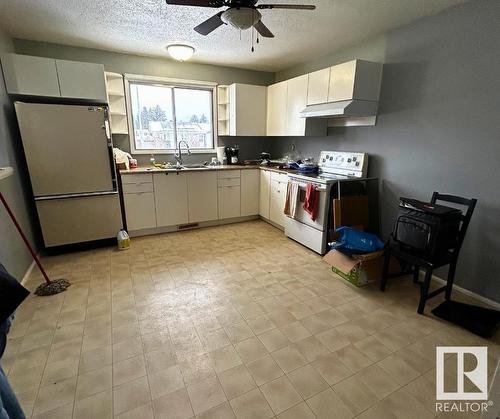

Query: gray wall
273 0 500 303
13 40 275 165
0 30 39 280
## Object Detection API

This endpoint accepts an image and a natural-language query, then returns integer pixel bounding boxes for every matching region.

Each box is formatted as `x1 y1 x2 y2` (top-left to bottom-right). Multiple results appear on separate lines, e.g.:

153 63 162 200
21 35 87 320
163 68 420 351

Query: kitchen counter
120 165 296 175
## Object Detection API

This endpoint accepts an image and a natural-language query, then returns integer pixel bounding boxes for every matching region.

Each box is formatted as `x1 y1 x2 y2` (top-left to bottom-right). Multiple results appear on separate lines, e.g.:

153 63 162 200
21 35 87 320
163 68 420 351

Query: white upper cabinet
266 80 287 136
240 169 259 217
328 59 383 102
266 76 327 137
187 171 218 223
0 53 107 102
154 172 188 227
56 59 107 102
307 68 330 105
286 74 308 136
1 54 60 97
228 84 267 136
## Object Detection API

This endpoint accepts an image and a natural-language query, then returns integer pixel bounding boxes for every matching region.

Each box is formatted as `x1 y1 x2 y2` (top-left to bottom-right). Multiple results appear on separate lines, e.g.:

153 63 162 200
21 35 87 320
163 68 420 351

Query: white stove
285 151 369 254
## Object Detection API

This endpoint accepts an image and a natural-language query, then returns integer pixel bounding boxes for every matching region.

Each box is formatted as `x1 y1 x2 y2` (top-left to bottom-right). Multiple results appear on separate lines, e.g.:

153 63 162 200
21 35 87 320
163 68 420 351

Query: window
126 76 216 153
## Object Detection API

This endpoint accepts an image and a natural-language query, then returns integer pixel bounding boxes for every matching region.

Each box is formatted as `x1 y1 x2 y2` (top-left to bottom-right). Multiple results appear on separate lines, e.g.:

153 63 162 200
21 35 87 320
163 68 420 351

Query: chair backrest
430 192 477 256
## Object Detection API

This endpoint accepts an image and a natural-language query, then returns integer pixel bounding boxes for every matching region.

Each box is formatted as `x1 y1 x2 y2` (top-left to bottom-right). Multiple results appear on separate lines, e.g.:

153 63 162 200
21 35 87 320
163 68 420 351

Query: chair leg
418 269 433 315
445 261 457 300
413 265 419 283
380 248 391 292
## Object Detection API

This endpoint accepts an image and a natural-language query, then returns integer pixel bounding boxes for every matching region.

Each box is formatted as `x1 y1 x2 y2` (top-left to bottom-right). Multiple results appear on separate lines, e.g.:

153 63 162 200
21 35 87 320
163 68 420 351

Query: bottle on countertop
150 154 156 166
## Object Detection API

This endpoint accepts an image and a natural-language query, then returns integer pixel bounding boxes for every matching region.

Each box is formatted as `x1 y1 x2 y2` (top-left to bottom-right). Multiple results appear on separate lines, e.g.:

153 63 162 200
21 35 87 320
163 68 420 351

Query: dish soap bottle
117 229 130 251
150 154 156 166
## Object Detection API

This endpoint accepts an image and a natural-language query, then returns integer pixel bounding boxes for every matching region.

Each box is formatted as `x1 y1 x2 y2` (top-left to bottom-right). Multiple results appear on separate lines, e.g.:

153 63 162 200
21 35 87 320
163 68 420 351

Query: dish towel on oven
303 183 319 221
284 181 299 218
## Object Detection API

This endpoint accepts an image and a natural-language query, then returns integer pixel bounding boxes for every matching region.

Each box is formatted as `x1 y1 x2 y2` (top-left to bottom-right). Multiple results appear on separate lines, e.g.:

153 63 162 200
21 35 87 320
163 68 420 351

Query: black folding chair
380 192 477 314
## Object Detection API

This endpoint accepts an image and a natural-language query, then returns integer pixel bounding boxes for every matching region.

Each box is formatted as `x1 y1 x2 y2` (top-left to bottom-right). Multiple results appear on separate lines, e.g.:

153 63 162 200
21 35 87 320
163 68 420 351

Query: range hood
299 99 379 127
300 99 378 119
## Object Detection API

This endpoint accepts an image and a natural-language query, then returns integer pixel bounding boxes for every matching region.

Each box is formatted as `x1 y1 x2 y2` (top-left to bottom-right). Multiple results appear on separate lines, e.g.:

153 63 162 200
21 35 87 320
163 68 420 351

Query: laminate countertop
120 165 297 175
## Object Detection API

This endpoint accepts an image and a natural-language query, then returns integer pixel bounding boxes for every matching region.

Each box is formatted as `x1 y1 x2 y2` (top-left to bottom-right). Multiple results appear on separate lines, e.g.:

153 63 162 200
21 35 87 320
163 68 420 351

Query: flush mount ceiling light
166 44 195 61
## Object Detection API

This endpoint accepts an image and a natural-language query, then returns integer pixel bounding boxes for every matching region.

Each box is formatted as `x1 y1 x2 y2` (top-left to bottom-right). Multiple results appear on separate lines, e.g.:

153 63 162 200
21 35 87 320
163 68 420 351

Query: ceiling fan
165 0 316 38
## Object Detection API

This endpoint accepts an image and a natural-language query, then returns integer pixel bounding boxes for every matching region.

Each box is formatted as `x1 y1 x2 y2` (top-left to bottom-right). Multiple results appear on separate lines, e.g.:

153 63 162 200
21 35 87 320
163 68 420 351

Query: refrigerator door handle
35 190 119 201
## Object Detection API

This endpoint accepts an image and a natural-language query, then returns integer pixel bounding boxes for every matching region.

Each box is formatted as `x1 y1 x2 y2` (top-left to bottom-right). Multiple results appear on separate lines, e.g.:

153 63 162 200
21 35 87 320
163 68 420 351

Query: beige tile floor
2 220 499 418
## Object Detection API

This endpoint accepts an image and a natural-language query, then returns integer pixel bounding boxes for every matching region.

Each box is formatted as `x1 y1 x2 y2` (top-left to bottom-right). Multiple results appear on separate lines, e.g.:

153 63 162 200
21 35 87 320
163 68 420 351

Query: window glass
174 88 213 149
128 80 214 152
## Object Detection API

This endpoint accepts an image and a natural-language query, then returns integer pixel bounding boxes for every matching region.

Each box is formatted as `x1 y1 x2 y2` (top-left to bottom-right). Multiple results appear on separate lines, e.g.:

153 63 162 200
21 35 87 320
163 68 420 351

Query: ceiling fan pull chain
251 25 254 52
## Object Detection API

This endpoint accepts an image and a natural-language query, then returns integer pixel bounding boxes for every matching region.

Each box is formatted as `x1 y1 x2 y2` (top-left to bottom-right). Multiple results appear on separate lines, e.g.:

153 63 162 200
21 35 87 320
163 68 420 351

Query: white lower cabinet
154 172 188 227
269 178 287 228
241 169 260 216
218 186 241 219
123 191 156 231
259 169 271 219
187 171 218 223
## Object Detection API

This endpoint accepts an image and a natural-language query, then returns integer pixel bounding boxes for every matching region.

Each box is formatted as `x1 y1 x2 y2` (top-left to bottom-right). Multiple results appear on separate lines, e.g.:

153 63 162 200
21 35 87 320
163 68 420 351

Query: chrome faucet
174 140 191 167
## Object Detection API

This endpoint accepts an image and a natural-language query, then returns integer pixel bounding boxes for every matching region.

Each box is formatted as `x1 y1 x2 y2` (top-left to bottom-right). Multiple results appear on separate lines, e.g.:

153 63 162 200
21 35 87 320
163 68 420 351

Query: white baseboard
420 271 500 310
21 259 36 286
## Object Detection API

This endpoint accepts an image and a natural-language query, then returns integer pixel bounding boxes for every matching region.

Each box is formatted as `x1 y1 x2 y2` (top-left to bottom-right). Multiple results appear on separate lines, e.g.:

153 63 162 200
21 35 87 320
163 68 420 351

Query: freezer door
36 193 122 247
14 102 115 197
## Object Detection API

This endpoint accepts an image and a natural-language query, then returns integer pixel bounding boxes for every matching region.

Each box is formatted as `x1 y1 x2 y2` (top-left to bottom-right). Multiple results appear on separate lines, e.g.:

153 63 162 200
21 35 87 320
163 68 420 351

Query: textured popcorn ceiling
0 0 465 71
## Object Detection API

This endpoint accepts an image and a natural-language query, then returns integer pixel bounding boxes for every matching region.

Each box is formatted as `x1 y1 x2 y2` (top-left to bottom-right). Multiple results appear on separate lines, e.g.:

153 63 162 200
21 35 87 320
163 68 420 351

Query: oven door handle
290 180 327 192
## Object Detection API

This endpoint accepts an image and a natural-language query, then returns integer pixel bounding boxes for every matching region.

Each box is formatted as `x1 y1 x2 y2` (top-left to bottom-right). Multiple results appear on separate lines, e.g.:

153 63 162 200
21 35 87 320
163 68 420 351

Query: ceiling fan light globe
221 7 261 30
166 44 195 61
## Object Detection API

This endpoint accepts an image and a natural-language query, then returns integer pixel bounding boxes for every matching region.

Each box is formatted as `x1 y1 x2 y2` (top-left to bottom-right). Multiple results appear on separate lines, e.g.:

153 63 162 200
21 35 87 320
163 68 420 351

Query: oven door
284 178 329 254
288 179 328 231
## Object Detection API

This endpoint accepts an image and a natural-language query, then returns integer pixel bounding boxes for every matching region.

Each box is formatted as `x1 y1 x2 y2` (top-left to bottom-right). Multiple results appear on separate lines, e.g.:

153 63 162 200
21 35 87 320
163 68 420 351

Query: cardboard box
323 249 385 287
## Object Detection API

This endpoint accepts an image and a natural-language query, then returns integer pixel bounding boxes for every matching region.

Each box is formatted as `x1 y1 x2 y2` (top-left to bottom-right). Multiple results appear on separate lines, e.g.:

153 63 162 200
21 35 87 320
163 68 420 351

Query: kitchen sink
180 164 210 169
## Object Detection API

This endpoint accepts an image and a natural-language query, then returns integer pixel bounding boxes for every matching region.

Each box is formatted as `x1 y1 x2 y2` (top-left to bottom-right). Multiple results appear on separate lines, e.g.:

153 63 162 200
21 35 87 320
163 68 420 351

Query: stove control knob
347 158 352 163
329 157 333 161
355 161 360 166
353 156 357 162
322 158 326 163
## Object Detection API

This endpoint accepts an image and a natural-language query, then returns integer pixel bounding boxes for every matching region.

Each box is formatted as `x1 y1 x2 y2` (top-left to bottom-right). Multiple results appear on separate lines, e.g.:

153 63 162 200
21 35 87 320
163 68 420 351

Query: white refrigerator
14 102 122 247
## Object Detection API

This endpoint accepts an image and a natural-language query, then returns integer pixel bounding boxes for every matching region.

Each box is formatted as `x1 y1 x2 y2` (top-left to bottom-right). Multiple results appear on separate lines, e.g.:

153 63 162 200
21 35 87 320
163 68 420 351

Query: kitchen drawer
271 172 288 184
218 170 241 179
122 182 153 194
218 177 241 187
121 173 153 184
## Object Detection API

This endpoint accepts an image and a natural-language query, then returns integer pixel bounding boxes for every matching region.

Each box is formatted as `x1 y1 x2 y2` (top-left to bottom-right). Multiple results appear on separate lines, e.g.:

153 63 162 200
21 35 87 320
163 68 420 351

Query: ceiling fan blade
166 0 224 7
257 4 315 10
253 20 274 38
194 12 225 35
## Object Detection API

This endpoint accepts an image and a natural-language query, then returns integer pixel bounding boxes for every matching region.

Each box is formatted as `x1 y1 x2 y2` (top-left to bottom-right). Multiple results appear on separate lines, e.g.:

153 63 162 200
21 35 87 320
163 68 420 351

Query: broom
0 192 70 296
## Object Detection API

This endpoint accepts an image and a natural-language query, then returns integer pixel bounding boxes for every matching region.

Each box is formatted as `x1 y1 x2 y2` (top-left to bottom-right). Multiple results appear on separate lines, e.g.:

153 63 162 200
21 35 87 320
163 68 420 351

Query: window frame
124 74 218 154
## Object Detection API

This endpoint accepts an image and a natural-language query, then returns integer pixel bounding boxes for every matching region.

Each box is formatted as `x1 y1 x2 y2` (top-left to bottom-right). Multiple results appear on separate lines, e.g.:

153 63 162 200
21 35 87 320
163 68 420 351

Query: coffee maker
225 145 240 165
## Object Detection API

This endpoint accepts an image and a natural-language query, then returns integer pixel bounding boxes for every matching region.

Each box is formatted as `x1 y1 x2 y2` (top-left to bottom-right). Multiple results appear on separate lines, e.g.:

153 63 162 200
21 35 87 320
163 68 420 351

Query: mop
0 192 70 296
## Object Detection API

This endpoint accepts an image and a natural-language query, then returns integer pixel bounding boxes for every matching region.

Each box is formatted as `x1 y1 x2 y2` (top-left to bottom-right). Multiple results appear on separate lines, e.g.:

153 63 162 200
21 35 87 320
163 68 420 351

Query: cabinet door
266 81 287 136
1 53 60 97
328 60 356 102
187 171 218 223
56 59 107 102
230 84 267 136
123 192 156 231
285 75 308 136
218 186 241 219
259 170 271 219
307 68 330 105
154 172 188 227
269 180 287 228
241 169 259 216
